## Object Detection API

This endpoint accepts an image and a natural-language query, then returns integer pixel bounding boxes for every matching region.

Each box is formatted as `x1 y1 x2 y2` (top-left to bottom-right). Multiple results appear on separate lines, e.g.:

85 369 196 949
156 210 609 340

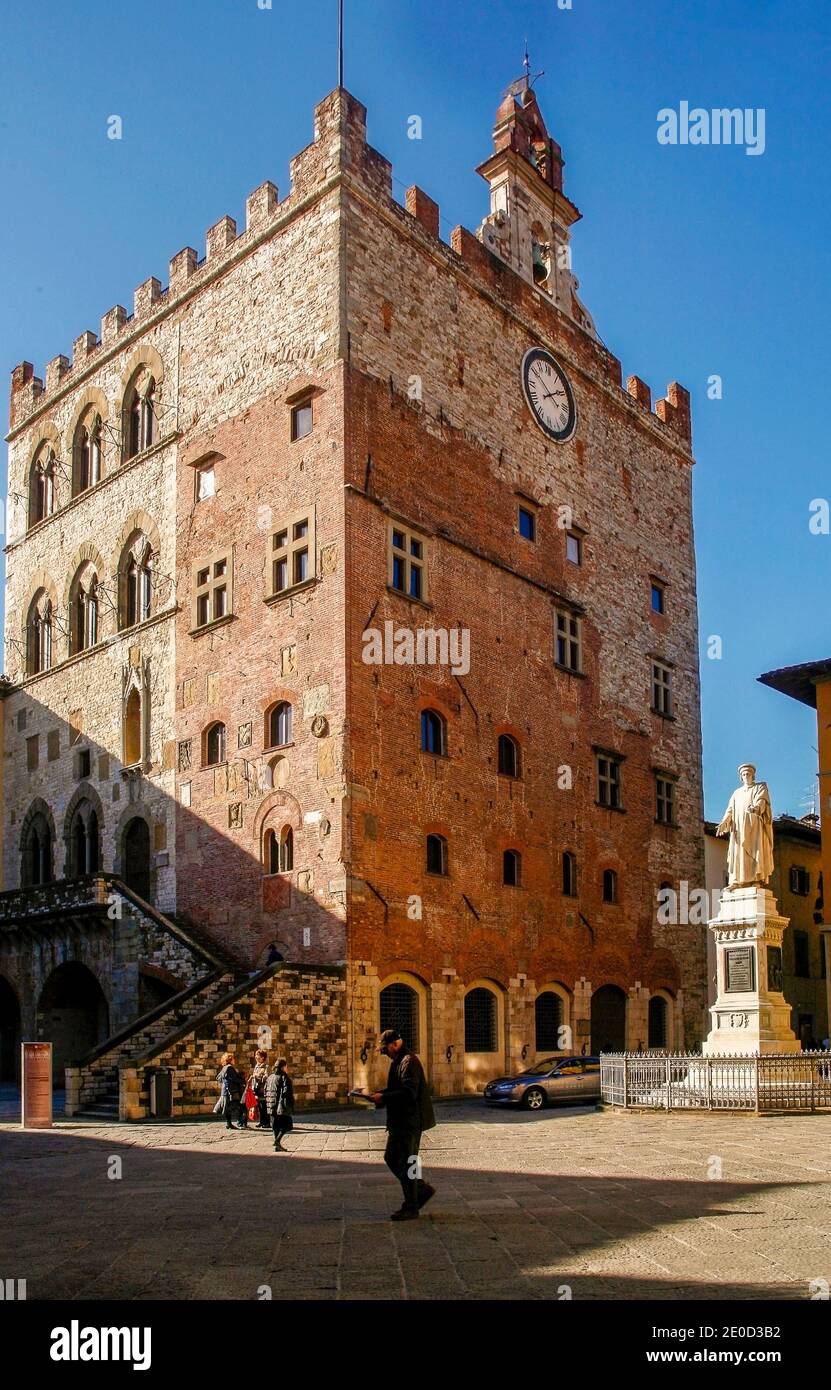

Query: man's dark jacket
377 1049 436 1132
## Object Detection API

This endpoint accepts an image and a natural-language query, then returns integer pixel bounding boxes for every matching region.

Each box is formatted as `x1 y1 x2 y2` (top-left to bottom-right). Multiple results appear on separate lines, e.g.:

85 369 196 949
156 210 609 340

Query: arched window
279 826 293 872
420 709 446 756
380 982 420 1052
124 688 142 766
121 537 153 628
497 734 520 778
535 991 564 1051
29 445 56 528
205 722 226 766
562 850 577 897
21 811 53 887
648 995 668 1049
69 566 99 655
267 701 292 749
464 987 498 1052
69 801 99 877
73 415 103 495
602 869 618 903
124 371 157 460
27 591 53 675
426 833 448 876
264 829 279 875
503 848 521 887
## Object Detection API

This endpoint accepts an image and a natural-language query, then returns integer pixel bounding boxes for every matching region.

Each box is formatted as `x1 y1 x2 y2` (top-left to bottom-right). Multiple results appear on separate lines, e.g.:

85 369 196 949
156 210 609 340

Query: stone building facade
1 81 706 1108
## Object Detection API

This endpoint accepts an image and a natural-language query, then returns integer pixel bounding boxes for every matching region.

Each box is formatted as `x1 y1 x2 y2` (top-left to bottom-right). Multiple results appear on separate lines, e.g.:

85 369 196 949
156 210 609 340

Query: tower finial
502 42 545 102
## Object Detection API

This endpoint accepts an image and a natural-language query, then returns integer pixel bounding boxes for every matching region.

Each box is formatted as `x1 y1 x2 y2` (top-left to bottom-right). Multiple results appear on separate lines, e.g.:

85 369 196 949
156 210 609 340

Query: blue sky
1 0 829 822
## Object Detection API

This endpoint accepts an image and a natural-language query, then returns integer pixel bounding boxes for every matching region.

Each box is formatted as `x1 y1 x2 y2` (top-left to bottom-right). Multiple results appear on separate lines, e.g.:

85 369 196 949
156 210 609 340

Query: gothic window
426 833 448 876
27 591 53 675
120 535 154 629
503 848 521 887
205 722 226 767
266 701 293 749
29 445 56 528
73 414 103 495
69 801 100 877
21 810 53 887
265 825 294 874
420 709 446 756
124 371 157 460
497 734 520 778
69 565 100 655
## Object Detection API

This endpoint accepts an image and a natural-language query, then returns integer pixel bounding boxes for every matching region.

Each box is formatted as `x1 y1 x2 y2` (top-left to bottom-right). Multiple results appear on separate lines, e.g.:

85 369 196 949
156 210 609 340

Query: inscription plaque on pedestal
725 946 754 993
21 1042 52 1129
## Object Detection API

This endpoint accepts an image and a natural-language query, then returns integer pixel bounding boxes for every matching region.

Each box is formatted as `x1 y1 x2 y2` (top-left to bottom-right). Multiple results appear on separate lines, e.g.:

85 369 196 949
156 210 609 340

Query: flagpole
338 0 344 88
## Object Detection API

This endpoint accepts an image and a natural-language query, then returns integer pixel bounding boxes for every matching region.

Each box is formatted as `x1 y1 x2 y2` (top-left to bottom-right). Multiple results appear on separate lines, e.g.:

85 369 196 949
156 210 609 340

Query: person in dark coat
249 1049 270 1129
215 1052 244 1130
365 1028 436 1221
264 1058 294 1152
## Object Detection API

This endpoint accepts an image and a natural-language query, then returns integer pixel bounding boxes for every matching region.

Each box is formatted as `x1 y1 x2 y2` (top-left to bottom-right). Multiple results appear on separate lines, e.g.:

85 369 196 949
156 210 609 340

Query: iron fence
600 1051 831 1113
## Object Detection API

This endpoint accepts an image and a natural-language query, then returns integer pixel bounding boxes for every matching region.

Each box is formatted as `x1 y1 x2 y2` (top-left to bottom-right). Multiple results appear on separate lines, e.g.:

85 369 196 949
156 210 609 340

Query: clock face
521 347 577 442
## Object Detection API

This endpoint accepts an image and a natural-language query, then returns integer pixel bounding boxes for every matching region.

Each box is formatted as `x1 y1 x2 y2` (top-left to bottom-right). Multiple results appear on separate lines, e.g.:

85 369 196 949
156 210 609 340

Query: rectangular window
269 511 315 598
651 580 665 614
77 749 91 780
555 610 582 673
518 505 536 541
195 463 215 502
655 774 677 825
566 532 582 565
26 735 39 771
652 660 673 716
388 523 427 602
789 865 810 896
290 400 313 442
193 550 233 629
793 930 810 978
596 753 622 809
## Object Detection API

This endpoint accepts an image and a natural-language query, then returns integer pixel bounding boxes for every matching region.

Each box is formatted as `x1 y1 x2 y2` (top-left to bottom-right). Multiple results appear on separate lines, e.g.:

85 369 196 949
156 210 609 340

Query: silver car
483 1055 601 1110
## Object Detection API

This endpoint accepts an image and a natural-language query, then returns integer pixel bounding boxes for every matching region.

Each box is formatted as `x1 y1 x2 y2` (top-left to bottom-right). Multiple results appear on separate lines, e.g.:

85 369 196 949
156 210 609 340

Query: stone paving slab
1 1100 830 1300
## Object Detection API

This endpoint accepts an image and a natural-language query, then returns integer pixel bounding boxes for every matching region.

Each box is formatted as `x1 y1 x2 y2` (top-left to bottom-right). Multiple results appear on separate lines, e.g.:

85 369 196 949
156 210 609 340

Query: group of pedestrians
214 1028 438 1218
215 1049 294 1152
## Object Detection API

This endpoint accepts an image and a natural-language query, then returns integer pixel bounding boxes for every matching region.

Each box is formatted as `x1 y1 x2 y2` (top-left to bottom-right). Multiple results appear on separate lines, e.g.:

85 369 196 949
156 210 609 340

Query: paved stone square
1 1101 830 1301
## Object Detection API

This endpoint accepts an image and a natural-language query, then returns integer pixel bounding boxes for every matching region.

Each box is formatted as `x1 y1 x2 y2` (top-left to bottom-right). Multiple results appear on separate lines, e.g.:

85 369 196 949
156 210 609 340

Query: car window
582 1062 600 1073
519 1057 559 1075
557 1063 583 1075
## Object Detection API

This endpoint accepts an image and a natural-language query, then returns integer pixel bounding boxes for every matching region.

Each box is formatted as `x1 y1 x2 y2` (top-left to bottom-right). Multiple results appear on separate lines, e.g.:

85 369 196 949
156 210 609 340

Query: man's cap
737 762 756 775
378 1028 402 1052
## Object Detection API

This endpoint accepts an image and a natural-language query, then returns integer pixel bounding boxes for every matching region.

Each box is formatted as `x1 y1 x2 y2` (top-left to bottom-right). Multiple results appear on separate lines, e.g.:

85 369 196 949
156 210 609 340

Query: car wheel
523 1087 546 1111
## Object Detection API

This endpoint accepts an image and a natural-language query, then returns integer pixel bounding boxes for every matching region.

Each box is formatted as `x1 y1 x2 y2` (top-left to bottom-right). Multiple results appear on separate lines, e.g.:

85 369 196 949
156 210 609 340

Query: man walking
367 1028 436 1221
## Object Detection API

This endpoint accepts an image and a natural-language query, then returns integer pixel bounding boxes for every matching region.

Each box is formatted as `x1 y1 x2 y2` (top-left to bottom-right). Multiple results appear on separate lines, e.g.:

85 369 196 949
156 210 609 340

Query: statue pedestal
703 886 800 1055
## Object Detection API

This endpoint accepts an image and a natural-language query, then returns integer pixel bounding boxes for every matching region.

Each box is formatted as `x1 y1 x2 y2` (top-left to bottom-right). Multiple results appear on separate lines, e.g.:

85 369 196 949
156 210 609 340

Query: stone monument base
703 885 800 1056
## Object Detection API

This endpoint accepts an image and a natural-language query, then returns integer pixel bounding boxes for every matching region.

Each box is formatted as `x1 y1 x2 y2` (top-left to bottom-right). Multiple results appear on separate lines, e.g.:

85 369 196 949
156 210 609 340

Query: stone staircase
68 968 243 1119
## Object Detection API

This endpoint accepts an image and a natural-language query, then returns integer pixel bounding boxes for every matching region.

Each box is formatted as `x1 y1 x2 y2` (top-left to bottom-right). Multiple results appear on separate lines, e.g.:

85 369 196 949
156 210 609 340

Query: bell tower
476 67 598 339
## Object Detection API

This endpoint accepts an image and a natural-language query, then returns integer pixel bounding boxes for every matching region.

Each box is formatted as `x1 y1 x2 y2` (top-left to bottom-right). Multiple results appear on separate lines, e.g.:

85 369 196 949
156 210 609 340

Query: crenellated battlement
6 85 373 437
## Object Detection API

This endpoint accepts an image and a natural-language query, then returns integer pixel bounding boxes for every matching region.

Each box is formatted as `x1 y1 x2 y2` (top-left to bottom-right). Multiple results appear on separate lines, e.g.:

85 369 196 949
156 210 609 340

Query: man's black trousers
384 1127 426 1209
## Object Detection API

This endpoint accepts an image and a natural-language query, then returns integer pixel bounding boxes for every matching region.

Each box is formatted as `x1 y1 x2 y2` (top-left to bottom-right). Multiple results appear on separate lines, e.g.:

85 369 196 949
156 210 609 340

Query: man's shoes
417 1183 436 1210
390 1206 419 1222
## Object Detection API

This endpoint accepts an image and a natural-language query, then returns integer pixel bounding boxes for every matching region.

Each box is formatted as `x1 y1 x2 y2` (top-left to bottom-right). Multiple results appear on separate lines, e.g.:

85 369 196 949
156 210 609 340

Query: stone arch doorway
0 976 21 1083
38 962 109 1084
123 817 151 900
591 984 627 1053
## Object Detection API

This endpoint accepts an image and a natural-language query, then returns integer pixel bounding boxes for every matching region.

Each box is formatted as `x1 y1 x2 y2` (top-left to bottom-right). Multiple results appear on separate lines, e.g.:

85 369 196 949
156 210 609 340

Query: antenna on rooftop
503 39 545 102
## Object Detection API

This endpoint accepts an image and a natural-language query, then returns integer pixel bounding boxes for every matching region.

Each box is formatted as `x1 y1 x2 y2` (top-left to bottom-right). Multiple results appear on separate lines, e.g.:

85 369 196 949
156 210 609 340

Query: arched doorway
38 963 109 1083
0 977 21 1083
380 981 420 1053
591 985 627 1053
123 818 151 900
648 995 669 1049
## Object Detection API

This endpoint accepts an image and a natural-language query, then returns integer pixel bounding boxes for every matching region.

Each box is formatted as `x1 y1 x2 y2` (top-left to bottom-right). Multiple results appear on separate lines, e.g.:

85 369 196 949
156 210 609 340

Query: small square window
518 506 536 542
651 581 665 614
196 568 209 587
291 401 313 441
195 463 215 502
566 532 582 565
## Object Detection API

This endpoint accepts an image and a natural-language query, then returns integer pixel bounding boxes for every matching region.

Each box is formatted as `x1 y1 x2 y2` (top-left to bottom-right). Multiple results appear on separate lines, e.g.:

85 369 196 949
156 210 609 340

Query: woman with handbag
215 1052 244 1131
265 1058 294 1152
248 1048 270 1130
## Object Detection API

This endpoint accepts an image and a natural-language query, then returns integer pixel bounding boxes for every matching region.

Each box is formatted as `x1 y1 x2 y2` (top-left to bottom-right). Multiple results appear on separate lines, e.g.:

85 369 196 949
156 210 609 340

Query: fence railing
600 1051 831 1113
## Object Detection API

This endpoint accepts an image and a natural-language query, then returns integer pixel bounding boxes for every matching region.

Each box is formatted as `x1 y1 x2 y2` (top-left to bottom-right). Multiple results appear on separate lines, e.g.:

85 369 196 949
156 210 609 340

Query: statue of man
716 763 774 887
